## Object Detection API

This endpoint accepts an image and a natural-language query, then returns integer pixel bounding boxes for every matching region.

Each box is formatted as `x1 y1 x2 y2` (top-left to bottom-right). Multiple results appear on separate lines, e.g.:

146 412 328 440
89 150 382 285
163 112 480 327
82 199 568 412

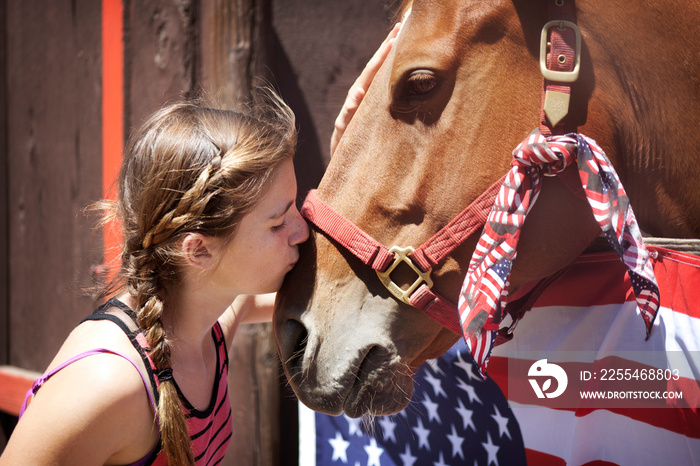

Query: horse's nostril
282 319 308 379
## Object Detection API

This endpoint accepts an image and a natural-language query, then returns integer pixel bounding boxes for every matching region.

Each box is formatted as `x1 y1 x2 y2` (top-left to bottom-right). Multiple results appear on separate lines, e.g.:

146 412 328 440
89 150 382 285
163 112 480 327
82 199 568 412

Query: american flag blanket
304 246 700 465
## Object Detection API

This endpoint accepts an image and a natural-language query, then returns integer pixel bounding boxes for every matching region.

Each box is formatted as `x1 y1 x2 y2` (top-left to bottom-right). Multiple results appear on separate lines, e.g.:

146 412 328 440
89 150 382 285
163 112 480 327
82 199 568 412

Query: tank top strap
19 348 157 418
85 296 139 325
80 298 160 405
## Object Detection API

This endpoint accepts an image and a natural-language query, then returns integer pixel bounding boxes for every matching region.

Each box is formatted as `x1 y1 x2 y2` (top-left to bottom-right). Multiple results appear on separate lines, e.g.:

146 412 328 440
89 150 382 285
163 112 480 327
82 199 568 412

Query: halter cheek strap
540 0 580 134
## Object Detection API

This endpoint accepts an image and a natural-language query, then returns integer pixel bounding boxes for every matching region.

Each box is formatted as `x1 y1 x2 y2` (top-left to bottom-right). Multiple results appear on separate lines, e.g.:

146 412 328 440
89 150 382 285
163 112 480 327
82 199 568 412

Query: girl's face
214 158 309 295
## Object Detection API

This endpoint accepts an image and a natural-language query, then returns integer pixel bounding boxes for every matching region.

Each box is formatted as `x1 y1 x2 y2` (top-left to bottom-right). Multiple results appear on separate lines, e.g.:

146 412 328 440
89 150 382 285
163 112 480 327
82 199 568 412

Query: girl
0 22 399 466
1 92 307 465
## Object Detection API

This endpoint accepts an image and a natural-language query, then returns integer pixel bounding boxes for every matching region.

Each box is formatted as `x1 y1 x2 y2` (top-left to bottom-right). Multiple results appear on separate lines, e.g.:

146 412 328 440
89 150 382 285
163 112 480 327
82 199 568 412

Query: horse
274 0 700 427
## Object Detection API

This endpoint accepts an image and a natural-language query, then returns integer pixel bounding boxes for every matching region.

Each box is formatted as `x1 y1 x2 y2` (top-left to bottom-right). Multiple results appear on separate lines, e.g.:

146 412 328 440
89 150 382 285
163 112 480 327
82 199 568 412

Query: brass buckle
539 20 581 83
376 246 433 305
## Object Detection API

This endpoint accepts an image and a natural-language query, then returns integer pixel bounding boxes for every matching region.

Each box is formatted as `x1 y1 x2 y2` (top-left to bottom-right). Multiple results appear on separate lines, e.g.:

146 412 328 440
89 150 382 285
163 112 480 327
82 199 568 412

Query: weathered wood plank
200 2 281 465
6 0 103 372
200 0 272 106
0 0 8 373
124 0 197 133
270 0 394 196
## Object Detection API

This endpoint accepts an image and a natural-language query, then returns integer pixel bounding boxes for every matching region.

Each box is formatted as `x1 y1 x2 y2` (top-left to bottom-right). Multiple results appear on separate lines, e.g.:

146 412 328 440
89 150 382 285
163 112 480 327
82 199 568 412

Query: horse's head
275 0 700 417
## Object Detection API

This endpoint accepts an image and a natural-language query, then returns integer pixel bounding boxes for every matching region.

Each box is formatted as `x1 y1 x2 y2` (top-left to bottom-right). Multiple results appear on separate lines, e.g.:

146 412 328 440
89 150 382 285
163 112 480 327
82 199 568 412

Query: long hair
100 90 296 465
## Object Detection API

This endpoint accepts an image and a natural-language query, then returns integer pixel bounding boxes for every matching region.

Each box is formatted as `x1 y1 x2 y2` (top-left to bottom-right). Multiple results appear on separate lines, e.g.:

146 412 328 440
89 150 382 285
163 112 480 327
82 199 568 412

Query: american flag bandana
458 129 660 377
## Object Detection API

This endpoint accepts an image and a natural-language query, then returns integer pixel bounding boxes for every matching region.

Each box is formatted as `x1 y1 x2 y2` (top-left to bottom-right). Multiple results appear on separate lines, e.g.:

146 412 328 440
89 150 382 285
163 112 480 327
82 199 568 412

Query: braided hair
105 91 295 465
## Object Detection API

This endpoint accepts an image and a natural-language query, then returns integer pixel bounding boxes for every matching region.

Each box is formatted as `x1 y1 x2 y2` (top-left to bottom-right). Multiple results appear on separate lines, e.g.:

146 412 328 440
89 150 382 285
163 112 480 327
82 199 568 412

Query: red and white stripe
487 248 700 465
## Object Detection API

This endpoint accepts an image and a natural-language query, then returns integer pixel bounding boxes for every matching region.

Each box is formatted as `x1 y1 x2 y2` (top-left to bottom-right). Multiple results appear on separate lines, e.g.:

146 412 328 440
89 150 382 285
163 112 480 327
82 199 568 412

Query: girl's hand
330 22 402 156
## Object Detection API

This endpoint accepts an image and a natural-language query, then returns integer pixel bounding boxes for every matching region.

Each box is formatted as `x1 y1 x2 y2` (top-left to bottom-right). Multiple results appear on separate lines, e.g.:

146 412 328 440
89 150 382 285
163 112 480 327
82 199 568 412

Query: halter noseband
300 176 505 335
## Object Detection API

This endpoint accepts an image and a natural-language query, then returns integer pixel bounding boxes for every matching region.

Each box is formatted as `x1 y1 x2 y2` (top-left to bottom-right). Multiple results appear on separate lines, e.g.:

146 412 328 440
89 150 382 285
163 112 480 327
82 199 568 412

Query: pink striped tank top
22 298 234 465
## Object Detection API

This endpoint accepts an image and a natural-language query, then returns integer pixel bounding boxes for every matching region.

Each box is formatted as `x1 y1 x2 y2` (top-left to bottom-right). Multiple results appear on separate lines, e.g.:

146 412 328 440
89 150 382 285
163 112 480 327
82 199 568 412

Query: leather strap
540 0 578 135
300 175 506 335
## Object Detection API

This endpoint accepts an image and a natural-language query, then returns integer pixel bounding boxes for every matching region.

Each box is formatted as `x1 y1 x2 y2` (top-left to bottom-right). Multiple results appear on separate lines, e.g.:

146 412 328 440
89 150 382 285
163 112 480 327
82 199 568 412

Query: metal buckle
376 246 433 305
539 20 581 83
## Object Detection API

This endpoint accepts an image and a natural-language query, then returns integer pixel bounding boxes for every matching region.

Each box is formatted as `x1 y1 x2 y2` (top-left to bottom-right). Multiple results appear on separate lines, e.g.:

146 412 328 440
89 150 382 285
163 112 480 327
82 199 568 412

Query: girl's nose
289 204 309 245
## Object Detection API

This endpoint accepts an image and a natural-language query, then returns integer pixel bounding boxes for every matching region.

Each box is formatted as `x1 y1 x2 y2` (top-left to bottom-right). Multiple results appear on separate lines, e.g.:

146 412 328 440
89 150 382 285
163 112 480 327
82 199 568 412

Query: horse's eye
406 71 437 96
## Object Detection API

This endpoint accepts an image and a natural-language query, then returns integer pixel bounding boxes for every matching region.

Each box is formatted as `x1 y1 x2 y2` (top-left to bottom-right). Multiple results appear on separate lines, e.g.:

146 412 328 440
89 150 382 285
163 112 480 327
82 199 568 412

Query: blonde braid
142 153 223 249
124 249 193 465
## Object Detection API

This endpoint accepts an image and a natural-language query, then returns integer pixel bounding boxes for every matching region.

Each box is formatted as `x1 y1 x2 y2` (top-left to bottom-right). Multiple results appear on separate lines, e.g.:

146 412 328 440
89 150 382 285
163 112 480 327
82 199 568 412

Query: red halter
300 176 505 335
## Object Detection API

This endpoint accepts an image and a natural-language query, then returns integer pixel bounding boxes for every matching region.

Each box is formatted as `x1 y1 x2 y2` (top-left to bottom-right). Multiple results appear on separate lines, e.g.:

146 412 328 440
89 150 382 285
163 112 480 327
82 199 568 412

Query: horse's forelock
394 0 413 24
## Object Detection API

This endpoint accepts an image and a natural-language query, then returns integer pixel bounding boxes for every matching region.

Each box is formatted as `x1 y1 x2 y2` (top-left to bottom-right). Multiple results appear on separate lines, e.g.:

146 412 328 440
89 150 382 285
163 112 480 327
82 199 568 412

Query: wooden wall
4 0 104 367
0 0 394 463
0 0 7 371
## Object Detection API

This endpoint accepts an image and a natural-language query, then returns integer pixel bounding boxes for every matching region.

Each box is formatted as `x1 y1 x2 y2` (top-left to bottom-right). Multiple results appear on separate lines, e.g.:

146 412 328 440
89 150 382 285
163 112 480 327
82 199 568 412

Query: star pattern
314 339 527 465
447 424 465 459
491 404 511 440
378 416 398 444
365 438 384 466
399 444 417 466
345 415 363 437
456 397 476 432
424 371 447 398
413 418 431 451
420 393 441 424
456 377 482 404
328 431 350 462
482 432 500 466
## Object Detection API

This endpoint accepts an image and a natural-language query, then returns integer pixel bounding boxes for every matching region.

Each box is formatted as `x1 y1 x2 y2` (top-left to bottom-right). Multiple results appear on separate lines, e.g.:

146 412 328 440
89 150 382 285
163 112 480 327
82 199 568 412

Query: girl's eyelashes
271 221 287 232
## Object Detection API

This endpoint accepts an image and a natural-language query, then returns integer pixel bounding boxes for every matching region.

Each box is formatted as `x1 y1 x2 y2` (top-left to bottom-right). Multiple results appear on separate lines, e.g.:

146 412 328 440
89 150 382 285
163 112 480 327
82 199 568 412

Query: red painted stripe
0 367 39 416
101 0 123 277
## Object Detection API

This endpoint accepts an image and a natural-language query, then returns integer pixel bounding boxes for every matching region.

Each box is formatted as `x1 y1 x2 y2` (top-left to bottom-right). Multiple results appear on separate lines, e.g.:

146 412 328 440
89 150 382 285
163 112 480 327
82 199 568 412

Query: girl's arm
238 293 276 325
219 293 276 348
